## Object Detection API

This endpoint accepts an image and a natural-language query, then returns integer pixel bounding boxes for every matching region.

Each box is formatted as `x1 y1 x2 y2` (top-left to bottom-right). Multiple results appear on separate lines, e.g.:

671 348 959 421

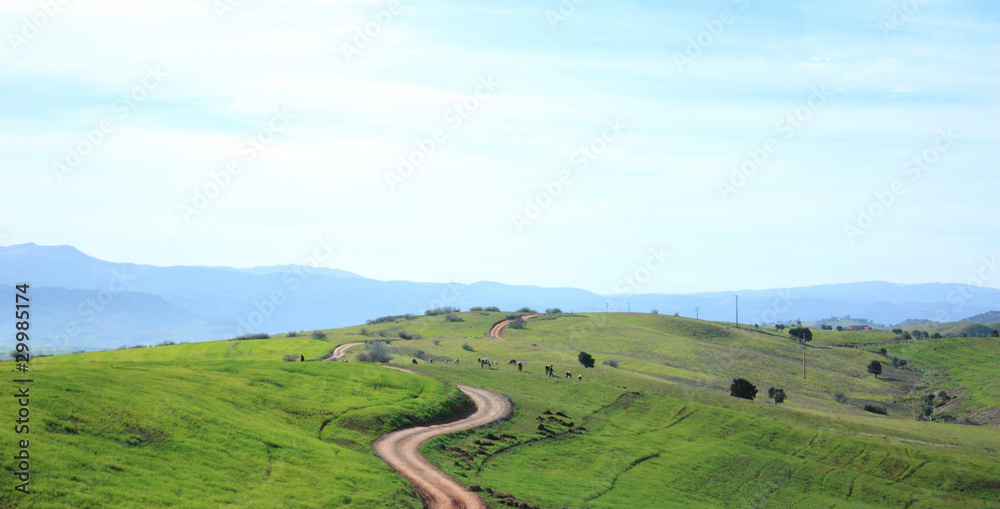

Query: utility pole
802 341 807 379
695 307 699 320
734 295 739 329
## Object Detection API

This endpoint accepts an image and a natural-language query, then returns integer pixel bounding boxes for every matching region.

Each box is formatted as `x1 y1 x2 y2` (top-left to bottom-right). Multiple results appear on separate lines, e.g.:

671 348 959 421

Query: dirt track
322 342 361 361
327 343 513 508
488 313 538 340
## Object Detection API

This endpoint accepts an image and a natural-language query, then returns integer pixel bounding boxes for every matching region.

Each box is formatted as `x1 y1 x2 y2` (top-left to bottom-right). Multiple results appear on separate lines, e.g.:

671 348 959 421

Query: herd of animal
406 356 583 381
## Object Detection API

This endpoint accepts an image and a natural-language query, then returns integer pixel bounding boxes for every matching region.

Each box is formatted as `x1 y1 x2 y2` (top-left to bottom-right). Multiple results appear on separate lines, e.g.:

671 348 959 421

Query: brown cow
412 359 418 365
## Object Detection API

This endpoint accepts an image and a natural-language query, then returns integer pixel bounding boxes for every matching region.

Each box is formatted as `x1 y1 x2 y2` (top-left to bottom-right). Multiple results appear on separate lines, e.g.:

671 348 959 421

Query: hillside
4 311 999 508
0 337 472 508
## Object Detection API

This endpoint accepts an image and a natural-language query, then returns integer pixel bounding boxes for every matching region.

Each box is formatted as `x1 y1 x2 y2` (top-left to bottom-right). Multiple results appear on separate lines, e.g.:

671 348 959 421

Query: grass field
371 311 1000 508
0 341 471 509
3 311 998 508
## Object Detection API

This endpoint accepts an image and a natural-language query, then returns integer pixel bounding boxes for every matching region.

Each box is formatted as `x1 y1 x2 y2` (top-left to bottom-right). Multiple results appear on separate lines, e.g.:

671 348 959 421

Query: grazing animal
565 371 571 378
518 362 523 372
412 359 418 365
429 358 433 364
578 375 582 381
509 359 517 365
300 355 305 362
455 359 459 364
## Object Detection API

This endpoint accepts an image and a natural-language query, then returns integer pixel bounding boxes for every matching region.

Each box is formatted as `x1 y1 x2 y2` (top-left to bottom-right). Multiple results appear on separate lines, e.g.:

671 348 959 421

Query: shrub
355 340 393 363
834 392 848 404
469 306 484 312
444 313 464 322
878 347 887 355
730 378 758 401
232 333 269 340
892 357 908 368
287 331 299 337
432 339 441 345
483 306 500 312
397 330 422 340
509 317 527 329
867 360 882 378
578 351 595 368
461 343 474 352
517 307 537 313
546 308 563 314
932 332 942 339
155 341 176 347
775 324 785 330
788 327 812 342
377 330 392 337
602 358 619 368
836 325 843 331
651 309 659 314
366 314 417 325
674 312 680 317
282 354 298 362
425 307 459 316
864 404 888 415
359 328 368 336
767 387 786 405
311 331 328 340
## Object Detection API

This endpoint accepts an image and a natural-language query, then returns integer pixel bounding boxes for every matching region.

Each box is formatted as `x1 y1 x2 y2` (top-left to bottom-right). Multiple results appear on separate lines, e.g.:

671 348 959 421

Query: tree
578 351 595 368
775 324 786 331
867 360 882 378
788 327 812 342
836 325 844 332
892 328 903 335
730 378 758 401
901 331 912 340
932 332 942 339
767 387 786 405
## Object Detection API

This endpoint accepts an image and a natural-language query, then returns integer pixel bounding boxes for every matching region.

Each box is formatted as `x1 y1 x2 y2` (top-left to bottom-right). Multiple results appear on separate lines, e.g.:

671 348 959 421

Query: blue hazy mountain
2 243 997 353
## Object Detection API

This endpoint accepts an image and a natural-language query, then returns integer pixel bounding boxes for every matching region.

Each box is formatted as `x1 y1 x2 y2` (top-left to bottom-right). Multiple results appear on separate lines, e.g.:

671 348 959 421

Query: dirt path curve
322 342 361 361
488 313 539 340
324 343 513 508
374 367 512 509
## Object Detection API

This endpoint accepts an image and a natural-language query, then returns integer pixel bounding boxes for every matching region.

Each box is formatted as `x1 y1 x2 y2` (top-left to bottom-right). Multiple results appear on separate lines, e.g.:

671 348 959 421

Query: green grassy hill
0 337 471 509
4 311 999 508
363 311 1000 508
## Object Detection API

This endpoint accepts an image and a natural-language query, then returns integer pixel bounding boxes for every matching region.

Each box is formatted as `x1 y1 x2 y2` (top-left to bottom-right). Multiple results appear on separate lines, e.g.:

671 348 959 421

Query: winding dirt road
326 343 513 508
322 342 361 361
488 313 538 340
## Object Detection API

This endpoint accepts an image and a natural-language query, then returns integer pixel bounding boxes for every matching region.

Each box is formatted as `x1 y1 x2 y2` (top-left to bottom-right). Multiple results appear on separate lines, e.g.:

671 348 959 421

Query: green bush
397 330 422 340
355 340 393 363
483 306 500 312
461 343 474 352
282 354 298 362
232 333 269 340
517 307 537 313
444 313 464 322
578 351 595 368
730 378 757 401
311 331 328 340
864 404 888 415
602 358 619 368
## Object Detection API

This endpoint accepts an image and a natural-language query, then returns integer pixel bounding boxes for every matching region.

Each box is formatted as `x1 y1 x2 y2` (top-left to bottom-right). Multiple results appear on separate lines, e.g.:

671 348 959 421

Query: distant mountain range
2 243 998 353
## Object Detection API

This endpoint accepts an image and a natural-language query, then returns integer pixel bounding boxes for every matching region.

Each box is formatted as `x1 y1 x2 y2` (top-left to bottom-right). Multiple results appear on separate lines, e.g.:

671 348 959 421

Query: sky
1 0 998 295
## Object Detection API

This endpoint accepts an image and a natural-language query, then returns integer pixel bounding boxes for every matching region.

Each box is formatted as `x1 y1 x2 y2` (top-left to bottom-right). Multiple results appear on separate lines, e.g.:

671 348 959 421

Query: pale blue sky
1 0 997 294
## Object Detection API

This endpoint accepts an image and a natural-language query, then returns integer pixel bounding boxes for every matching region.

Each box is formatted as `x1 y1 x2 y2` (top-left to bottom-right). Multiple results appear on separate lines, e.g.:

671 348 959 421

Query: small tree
356 340 393 363
578 351 595 368
282 354 298 362
788 327 812 342
767 387 786 405
602 358 619 368
311 331 328 340
867 360 882 378
775 324 785 331
836 325 843 332
730 378 758 401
